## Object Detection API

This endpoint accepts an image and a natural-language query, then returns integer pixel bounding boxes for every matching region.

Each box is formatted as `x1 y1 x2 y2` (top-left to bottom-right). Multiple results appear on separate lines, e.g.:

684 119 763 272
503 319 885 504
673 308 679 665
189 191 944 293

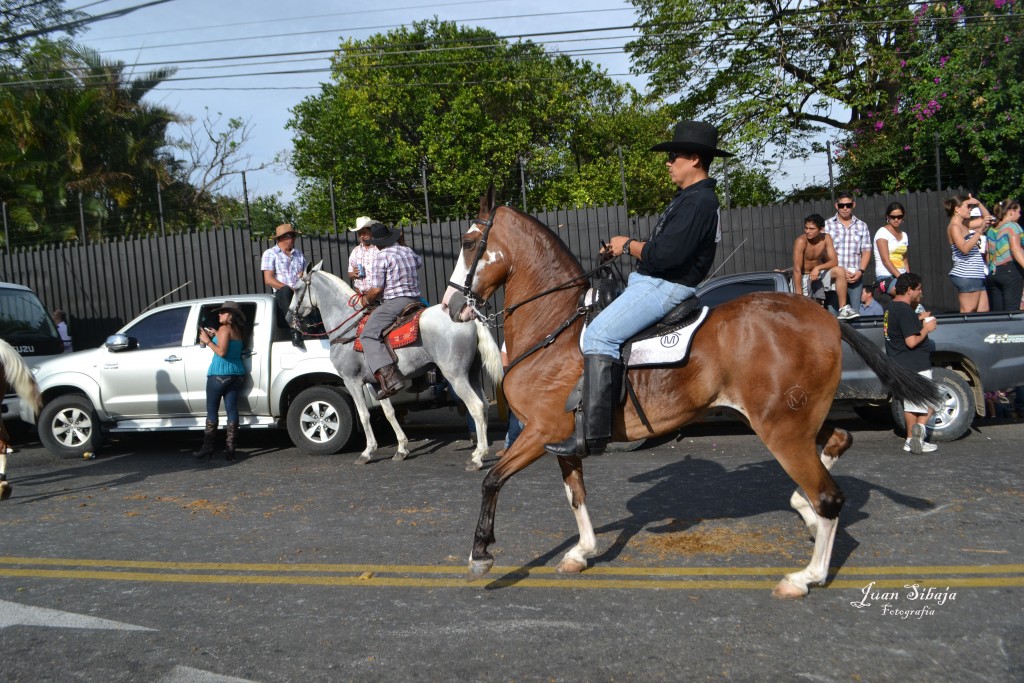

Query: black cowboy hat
212 300 246 326
650 120 734 157
368 222 400 247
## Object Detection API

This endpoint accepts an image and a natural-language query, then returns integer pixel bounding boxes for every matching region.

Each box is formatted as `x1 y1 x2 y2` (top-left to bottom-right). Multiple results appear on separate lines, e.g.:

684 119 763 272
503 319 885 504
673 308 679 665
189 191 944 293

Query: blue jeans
583 272 697 359
206 375 244 423
504 412 524 449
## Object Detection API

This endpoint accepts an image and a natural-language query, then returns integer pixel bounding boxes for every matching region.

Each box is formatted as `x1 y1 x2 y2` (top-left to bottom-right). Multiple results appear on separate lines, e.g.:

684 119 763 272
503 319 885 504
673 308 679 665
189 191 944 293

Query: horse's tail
474 322 503 385
839 322 942 408
0 340 42 418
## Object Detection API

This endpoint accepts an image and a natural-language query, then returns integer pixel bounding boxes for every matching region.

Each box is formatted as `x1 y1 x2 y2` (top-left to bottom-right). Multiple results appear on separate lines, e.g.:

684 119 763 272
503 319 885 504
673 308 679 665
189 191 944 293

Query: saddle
348 302 427 353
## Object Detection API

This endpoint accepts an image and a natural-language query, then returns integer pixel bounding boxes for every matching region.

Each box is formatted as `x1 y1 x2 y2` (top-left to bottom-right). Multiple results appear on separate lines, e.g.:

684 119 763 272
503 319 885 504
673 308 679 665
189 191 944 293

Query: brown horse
0 339 43 501
444 187 940 598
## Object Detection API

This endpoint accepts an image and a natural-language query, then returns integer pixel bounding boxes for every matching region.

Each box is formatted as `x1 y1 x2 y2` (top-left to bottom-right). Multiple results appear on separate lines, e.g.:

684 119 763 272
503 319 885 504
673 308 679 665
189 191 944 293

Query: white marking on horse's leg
446 375 489 471
344 379 377 464
556 483 597 574
789 490 818 533
379 398 410 461
774 514 839 599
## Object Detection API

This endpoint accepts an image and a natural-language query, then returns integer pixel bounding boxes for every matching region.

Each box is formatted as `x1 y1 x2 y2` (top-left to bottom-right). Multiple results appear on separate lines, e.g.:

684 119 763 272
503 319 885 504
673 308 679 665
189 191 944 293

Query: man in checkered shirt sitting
356 222 424 399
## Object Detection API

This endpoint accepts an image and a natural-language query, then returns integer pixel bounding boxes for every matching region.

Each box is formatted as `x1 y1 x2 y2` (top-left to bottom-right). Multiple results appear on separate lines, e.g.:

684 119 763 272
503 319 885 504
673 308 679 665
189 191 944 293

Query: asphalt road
1 409 1022 682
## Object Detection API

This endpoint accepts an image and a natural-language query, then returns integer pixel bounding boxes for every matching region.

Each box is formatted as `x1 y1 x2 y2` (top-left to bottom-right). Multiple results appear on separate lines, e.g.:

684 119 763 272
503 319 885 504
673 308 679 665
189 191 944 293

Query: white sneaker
903 439 937 453
837 305 860 320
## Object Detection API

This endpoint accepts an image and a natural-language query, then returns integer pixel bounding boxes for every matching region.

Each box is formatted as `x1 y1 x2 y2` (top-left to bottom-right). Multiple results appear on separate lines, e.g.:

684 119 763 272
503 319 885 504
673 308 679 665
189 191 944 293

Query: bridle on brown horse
447 206 619 373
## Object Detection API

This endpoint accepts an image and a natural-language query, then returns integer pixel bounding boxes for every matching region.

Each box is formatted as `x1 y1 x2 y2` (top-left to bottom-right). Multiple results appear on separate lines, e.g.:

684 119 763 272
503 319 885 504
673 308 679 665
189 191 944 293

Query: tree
628 1 920 157
0 0 85 67
288 19 672 228
0 39 181 244
835 1 1024 198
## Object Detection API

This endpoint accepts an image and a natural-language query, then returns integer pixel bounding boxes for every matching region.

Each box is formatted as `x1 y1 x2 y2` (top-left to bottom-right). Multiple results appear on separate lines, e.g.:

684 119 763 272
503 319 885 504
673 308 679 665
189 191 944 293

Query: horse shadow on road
486 453 935 589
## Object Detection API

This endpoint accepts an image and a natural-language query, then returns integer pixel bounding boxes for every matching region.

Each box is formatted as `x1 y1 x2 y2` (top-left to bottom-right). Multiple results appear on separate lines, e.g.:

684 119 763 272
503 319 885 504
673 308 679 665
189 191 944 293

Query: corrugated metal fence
1 189 962 349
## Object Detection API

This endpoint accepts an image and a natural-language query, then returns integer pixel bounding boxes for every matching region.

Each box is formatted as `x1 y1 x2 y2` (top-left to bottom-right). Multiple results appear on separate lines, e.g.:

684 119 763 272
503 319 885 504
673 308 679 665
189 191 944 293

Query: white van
1 281 65 423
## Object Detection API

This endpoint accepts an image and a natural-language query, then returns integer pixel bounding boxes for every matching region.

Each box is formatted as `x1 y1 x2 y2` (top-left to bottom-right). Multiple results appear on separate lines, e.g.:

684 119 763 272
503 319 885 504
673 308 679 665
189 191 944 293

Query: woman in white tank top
944 194 991 313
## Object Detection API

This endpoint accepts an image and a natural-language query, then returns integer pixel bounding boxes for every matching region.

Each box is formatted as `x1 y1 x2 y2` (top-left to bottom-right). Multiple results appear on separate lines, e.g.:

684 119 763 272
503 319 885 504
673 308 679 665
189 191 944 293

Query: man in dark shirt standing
884 272 939 454
546 120 732 457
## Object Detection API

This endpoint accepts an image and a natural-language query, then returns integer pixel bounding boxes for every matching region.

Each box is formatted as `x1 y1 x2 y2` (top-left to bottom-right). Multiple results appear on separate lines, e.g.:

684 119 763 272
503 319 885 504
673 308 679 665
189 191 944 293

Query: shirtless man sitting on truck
792 213 842 308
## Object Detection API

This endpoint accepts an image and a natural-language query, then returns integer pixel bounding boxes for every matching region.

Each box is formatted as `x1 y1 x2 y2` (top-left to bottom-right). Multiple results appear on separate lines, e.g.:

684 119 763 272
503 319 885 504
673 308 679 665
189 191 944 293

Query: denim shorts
949 275 986 293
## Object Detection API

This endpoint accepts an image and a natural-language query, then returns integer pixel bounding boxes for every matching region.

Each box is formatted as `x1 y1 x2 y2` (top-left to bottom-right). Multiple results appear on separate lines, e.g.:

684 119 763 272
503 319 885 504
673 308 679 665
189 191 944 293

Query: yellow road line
1 556 1021 577
0 557 1022 590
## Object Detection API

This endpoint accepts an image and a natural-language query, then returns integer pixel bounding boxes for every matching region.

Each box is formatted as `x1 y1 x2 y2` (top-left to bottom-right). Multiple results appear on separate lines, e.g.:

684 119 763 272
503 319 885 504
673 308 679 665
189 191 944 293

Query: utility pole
156 177 166 237
328 176 339 234
421 158 431 225
616 146 629 216
241 170 251 231
934 132 942 191
826 141 836 203
520 156 528 213
722 157 731 210
2 201 9 254
78 191 87 244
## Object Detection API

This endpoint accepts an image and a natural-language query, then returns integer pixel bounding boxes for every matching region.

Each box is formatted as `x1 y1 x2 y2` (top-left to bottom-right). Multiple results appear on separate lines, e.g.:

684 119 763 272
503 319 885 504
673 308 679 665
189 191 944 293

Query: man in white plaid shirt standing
262 223 308 347
824 191 872 320
357 222 424 399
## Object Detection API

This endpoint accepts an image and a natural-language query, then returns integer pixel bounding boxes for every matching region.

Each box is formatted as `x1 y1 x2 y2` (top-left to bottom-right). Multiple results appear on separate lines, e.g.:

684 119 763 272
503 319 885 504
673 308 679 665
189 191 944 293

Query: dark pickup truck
694 271 1024 441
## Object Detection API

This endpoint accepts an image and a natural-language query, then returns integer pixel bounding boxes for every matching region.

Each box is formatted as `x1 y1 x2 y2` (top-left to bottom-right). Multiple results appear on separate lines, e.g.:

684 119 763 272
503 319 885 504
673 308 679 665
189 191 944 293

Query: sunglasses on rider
888 214 905 220
667 151 694 163
837 202 854 209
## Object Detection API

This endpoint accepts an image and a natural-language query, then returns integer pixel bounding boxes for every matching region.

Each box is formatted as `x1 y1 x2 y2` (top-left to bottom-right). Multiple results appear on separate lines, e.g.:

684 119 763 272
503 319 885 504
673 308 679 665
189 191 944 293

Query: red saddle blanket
353 310 424 352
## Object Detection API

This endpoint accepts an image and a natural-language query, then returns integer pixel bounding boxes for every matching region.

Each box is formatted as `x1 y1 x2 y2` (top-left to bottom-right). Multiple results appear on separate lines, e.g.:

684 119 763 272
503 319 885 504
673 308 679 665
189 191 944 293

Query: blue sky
80 0 828 201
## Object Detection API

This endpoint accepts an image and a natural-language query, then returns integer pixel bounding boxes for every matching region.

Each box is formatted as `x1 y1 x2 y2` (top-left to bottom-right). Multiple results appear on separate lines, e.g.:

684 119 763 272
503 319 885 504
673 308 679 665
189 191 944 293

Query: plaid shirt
372 244 422 301
260 245 306 289
347 244 379 293
824 214 871 271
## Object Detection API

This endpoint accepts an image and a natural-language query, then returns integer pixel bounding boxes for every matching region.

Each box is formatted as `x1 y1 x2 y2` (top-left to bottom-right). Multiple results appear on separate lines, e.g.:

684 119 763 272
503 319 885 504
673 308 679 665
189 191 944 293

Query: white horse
1 339 43 501
289 262 503 470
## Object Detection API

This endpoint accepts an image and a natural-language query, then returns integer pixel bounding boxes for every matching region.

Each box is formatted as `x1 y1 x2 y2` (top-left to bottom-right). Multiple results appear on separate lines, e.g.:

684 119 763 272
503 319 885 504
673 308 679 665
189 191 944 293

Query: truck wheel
891 367 976 443
38 394 100 459
287 386 354 455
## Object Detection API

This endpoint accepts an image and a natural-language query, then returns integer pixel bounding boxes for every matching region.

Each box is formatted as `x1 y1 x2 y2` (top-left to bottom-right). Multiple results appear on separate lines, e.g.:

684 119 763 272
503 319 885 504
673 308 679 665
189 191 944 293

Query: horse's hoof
0 482 11 501
772 578 808 599
556 557 587 574
392 451 408 462
353 455 371 465
467 557 493 578
464 459 483 472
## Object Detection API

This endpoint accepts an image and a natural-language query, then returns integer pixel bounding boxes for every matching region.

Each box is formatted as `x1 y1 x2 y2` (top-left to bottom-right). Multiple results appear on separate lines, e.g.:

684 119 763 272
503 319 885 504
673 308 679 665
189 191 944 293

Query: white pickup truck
25 294 446 458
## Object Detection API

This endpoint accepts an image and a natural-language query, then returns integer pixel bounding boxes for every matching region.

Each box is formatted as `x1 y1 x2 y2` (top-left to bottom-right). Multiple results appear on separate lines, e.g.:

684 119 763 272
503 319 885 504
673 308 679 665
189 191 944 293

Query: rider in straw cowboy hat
261 223 307 348
348 216 381 295
546 120 733 458
357 222 424 399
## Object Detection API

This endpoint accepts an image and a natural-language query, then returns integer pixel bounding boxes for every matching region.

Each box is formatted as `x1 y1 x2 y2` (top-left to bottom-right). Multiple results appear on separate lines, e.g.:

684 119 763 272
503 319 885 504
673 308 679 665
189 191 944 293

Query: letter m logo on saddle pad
353 308 425 353
622 306 711 367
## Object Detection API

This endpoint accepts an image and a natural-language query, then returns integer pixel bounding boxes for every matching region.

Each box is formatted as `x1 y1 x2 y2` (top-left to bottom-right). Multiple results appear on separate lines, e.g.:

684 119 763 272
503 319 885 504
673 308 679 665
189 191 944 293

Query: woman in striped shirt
945 194 991 313
985 199 1024 312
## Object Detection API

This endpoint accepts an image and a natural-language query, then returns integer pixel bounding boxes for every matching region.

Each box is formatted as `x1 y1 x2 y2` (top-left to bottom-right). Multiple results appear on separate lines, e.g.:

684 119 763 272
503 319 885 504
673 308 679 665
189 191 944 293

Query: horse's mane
498 206 584 277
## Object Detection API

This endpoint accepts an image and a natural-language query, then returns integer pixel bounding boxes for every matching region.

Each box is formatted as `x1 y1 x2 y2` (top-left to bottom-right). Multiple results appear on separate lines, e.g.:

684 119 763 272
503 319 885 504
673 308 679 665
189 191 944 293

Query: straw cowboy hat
368 222 401 248
212 300 246 326
650 120 734 157
272 223 299 241
350 216 377 232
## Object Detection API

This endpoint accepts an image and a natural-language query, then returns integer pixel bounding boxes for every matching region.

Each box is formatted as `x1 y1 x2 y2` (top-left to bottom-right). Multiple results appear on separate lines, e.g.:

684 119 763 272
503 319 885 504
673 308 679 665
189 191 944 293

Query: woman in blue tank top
195 301 247 461
944 194 991 313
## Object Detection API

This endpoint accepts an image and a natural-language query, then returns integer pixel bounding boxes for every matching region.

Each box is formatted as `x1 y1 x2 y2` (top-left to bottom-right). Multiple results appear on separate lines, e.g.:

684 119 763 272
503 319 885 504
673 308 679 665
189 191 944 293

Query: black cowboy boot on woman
546 354 623 457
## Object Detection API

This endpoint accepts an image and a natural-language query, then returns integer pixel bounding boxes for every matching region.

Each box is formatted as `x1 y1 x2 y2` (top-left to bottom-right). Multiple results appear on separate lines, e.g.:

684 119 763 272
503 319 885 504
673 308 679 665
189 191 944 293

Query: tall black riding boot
193 420 217 460
225 422 239 461
545 354 623 457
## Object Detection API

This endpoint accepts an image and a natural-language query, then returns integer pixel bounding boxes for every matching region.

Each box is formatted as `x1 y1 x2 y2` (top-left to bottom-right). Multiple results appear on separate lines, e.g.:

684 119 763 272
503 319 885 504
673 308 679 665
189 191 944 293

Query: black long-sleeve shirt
638 178 720 286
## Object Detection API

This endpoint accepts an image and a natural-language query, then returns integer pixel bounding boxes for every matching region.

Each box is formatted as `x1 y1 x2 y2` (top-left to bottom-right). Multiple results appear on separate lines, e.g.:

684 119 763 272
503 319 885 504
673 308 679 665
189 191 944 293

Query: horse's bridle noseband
448 207 498 324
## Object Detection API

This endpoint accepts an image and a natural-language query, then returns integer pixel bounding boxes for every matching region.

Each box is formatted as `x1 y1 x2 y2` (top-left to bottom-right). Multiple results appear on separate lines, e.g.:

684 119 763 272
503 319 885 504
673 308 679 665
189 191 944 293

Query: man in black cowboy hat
546 120 733 458
357 222 424 399
261 223 307 348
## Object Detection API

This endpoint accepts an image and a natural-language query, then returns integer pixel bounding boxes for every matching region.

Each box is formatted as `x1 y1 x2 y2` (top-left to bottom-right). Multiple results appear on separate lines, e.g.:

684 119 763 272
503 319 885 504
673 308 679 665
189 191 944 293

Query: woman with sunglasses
873 201 910 298
984 199 1024 312
945 194 991 313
